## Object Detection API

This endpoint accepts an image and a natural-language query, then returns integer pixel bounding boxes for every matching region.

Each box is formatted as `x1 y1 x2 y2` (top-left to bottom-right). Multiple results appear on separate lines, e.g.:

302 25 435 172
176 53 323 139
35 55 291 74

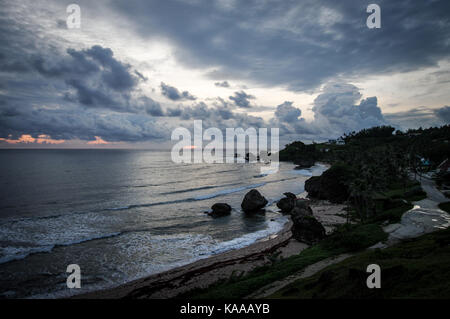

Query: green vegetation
438 202 450 213
281 125 449 221
178 223 387 299
270 227 450 299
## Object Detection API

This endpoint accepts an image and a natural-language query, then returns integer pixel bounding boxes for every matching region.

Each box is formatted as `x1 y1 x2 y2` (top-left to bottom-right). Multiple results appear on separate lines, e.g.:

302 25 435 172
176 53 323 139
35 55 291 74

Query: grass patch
270 227 450 299
382 180 426 202
438 202 450 213
179 223 387 299
368 203 413 224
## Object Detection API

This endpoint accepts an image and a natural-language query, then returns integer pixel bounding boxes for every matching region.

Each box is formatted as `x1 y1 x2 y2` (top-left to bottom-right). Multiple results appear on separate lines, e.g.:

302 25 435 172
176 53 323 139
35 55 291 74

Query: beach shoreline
73 198 347 299
72 219 295 299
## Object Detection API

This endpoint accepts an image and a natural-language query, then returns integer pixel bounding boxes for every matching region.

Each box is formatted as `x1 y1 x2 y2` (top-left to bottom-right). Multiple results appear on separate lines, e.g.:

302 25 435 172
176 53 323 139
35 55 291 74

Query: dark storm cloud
270 83 389 141
0 4 168 143
229 90 255 108
165 101 265 129
108 0 450 91
5 41 164 116
435 106 450 124
160 82 196 101
1 0 449 145
214 81 230 88
32 45 140 106
274 102 302 123
384 107 445 130
0 104 169 142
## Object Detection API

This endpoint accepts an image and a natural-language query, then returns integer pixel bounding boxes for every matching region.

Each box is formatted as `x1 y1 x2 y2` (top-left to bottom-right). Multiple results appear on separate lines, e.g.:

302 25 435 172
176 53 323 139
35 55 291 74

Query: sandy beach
74 200 347 299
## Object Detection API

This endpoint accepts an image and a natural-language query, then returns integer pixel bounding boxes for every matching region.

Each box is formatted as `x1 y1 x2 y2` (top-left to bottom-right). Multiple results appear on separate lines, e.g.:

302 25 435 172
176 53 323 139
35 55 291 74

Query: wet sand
74 200 348 299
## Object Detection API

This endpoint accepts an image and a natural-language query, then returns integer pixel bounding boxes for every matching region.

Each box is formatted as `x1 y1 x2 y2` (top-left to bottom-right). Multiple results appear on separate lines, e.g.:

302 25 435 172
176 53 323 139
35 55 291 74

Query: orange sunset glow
0 134 65 145
87 136 109 145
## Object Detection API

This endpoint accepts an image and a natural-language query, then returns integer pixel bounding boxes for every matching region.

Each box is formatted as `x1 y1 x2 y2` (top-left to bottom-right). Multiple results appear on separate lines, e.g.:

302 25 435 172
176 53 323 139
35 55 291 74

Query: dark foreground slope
270 226 450 299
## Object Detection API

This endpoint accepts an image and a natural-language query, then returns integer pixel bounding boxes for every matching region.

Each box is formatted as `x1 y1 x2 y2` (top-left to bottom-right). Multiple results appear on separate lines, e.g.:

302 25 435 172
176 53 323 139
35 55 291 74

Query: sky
0 0 449 148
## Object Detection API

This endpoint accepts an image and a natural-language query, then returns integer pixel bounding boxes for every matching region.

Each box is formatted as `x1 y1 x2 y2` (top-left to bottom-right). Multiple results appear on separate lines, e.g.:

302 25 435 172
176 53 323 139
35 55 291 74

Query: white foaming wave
253 167 279 178
0 245 55 264
0 232 122 265
211 216 289 255
0 211 123 264
28 216 289 299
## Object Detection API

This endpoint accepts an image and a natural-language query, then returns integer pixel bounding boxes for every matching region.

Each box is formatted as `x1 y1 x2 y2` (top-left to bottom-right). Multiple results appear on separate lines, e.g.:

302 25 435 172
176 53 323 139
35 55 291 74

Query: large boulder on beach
241 189 268 213
290 204 313 218
276 192 297 213
291 214 326 245
289 199 324 244
208 203 232 217
304 164 352 203
283 192 297 199
294 198 312 211
293 158 315 169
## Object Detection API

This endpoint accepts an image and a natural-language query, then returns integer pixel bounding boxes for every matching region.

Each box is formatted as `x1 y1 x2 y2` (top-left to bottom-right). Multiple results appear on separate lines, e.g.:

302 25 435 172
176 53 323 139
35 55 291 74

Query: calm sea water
0 149 326 298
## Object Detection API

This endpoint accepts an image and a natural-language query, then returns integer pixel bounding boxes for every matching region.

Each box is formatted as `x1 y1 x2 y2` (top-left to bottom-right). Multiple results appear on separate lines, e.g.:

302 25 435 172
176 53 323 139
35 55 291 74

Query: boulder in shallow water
293 158 315 169
241 189 268 213
208 203 232 217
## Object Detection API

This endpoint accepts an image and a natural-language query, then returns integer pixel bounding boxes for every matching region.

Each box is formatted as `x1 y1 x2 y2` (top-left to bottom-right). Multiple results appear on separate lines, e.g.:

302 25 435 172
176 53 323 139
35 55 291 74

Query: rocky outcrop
289 200 313 216
294 198 313 212
276 192 297 213
304 164 352 203
293 158 315 169
241 189 268 213
291 214 326 245
277 198 325 245
207 203 232 217
283 192 297 199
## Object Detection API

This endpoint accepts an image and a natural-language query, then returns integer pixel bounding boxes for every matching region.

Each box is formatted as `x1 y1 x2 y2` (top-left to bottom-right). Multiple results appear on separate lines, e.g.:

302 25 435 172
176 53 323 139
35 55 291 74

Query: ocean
0 149 326 298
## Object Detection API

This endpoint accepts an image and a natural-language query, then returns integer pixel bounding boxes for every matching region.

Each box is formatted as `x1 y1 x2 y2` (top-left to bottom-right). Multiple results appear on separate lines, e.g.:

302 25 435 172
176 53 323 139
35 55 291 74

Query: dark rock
304 176 321 196
277 197 295 213
290 196 314 218
304 164 352 203
276 192 298 213
293 158 315 169
291 214 326 245
241 189 268 213
290 205 313 218
208 203 232 217
294 198 312 210
283 192 297 199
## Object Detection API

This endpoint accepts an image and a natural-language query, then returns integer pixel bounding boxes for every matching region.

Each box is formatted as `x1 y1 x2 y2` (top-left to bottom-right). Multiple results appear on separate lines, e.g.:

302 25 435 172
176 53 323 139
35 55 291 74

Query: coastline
73 219 296 299
73 198 347 299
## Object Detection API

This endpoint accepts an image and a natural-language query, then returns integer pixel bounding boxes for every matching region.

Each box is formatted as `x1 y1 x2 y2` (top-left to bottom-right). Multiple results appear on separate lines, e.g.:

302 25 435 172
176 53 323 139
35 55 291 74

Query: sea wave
0 232 122 264
211 216 289 254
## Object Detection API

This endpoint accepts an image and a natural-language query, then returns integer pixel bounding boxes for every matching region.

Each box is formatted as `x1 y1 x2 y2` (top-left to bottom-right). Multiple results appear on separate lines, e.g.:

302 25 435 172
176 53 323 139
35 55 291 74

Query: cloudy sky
1 0 449 148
